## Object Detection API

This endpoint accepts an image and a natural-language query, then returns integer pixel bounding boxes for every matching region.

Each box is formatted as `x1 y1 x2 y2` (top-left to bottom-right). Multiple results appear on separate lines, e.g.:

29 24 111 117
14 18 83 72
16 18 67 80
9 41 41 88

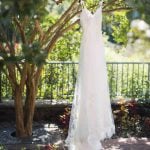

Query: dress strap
99 0 103 8
79 0 85 9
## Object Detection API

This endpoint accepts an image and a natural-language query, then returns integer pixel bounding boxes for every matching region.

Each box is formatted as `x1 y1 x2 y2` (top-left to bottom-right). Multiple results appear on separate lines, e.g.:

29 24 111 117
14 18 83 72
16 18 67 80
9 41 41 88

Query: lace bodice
80 6 102 33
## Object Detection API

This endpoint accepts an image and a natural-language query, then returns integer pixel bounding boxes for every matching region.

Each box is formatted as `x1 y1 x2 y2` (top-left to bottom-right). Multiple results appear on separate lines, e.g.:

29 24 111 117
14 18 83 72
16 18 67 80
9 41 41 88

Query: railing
0 62 150 102
107 62 150 99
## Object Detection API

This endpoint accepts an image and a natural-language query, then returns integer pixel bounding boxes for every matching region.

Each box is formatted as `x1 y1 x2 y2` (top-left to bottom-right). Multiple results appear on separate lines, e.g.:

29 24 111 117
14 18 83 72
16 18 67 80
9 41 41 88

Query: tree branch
28 20 44 44
103 7 132 13
61 19 79 34
35 20 44 42
42 0 78 43
13 17 26 44
103 0 118 9
46 31 61 53
15 63 22 74
42 9 80 46
19 63 29 90
6 64 18 88
28 25 37 44
34 66 43 95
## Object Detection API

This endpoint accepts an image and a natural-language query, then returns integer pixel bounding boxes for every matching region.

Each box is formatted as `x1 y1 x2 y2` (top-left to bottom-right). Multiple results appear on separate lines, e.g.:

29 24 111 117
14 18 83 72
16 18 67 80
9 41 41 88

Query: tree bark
14 79 36 137
14 85 26 137
24 78 36 136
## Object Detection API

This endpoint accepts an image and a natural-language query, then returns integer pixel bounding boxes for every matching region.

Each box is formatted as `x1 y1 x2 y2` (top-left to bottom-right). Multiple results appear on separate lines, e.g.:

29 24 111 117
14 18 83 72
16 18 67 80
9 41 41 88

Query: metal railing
0 62 149 102
107 62 150 99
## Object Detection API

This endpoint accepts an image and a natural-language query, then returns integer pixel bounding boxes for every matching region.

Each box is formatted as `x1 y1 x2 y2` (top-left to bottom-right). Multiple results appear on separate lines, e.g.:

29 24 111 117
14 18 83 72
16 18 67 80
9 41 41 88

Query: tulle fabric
65 5 115 150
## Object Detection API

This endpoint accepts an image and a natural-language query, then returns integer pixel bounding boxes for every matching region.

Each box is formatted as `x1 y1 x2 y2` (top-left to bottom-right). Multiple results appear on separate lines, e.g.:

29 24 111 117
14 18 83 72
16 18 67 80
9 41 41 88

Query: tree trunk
14 85 26 137
14 79 36 137
24 78 36 136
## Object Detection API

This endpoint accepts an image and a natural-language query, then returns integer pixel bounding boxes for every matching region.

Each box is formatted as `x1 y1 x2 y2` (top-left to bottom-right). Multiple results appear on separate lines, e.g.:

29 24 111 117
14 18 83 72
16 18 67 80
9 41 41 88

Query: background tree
124 0 150 60
126 0 150 24
0 0 133 138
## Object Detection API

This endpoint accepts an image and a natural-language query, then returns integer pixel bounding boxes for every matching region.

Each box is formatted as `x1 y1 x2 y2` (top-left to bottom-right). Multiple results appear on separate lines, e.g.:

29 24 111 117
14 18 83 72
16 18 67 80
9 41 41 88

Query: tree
122 0 150 60
126 0 150 24
0 0 132 137
126 19 150 60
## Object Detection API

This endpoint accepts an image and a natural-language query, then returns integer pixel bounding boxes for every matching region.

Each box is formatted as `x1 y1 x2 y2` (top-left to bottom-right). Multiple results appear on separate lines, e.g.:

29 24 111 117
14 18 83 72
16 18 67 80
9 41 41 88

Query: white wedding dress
65 4 115 150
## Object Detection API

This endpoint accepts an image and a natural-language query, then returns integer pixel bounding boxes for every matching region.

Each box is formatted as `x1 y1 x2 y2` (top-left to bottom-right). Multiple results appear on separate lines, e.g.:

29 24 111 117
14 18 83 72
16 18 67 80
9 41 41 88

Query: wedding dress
65 4 115 150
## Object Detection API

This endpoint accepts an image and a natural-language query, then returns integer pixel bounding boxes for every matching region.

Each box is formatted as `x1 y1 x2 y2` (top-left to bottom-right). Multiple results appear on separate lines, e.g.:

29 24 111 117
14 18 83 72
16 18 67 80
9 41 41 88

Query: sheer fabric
65 5 115 150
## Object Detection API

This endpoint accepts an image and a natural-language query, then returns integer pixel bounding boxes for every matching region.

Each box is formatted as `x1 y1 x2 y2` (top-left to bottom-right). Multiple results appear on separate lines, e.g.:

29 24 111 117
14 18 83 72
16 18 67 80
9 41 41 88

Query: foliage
0 0 48 18
49 25 81 61
114 98 150 138
59 107 71 131
111 13 130 44
0 145 5 150
103 12 130 44
124 1 150 60
59 99 150 138
126 0 150 24
126 19 150 60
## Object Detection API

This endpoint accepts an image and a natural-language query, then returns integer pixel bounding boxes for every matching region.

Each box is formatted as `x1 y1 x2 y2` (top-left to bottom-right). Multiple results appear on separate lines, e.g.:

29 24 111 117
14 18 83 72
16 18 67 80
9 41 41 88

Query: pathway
0 122 150 150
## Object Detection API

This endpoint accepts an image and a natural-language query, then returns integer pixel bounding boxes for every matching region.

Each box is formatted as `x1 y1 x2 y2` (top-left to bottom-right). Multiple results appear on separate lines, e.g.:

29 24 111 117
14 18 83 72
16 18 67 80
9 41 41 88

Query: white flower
0 56 3 60
131 19 149 31
146 29 150 38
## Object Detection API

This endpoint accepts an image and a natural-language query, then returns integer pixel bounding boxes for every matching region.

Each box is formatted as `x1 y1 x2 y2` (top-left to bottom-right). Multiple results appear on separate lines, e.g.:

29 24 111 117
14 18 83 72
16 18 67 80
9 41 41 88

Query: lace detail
65 78 80 146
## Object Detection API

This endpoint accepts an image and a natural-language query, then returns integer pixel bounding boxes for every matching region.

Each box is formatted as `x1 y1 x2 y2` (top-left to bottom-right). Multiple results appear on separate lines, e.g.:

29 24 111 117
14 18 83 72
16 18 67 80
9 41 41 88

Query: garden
0 0 150 150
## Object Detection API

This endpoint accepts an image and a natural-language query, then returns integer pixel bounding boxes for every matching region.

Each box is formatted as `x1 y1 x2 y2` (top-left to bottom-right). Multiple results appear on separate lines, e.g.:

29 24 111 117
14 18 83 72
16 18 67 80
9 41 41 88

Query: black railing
0 62 150 102
107 62 150 99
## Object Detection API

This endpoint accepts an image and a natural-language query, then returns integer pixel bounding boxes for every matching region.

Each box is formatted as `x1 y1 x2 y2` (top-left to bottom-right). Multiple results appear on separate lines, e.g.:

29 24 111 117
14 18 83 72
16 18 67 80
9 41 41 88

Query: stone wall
0 101 70 123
